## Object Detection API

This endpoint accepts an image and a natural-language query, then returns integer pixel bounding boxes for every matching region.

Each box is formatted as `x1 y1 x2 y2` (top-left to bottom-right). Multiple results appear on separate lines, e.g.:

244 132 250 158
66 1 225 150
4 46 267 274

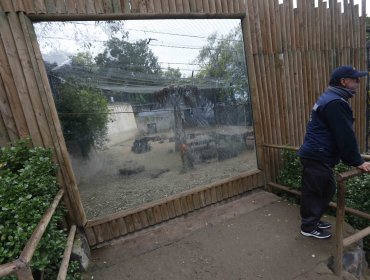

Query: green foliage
56 79 110 158
278 149 370 250
95 37 162 74
277 149 302 190
0 139 81 279
195 26 248 102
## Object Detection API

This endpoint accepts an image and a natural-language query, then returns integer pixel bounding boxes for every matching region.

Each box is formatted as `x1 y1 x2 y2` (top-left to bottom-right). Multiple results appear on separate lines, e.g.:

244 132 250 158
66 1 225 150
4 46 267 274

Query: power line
63 21 242 42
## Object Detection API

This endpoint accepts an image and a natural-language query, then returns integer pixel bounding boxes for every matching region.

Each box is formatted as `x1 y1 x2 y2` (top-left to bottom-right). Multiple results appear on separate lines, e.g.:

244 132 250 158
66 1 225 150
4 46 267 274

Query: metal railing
0 189 77 280
263 144 370 279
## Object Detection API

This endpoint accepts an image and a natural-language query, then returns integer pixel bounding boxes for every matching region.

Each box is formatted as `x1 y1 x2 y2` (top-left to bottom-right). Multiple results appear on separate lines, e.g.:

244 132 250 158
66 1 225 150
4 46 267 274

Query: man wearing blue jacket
298 65 370 239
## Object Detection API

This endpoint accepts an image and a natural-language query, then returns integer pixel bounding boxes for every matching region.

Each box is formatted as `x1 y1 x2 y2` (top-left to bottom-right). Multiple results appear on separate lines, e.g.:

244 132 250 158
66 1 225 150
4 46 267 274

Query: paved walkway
84 191 364 280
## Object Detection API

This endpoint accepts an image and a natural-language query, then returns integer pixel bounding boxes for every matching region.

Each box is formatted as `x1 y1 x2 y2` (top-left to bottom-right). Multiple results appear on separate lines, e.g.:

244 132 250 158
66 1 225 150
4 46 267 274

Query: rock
131 138 151 154
119 165 145 176
71 230 91 272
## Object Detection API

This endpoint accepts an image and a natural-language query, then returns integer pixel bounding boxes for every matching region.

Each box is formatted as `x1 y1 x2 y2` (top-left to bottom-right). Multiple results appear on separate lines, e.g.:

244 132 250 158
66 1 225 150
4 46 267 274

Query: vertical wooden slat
186 195 194 211
195 0 203 12
145 208 156 225
221 182 229 199
154 0 162 13
109 220 121 238
93 225 105 243
204 189 212 204
215 0 222 13
209 0 216 13
102 0 112 13
166 201 176 218
94 0 104 13
188 0 195 12
111 0 122 12
227 0 234 13
160 204 170 221
153 205 163 223
0 80 15 143
11 0 25 12
221 0 228 12
116 217 128 235
192 193 201 209
23 1 36 13
216 185 223 201
44 0 57 13
122 0 130 13
139 210 149 228
202 0 209 13
132 212 143 230
86 0 96 13
233 0 239 12
1 0 14 11
34 0 47 13
0 14 42 145
182 0 190 12
124 215 135 232
131 0 140 12
239 0 245 12
0 61 19 142
101 222 115 241
146 0 155 13
161 0 169 12
55 0 67 13
180 196 189 212
173 198 183 216
175 0 183 13
211 187 218 203
66 0 77 13
199 190 206 207
85 227 97 246
8 13 54 149
168 0 176 12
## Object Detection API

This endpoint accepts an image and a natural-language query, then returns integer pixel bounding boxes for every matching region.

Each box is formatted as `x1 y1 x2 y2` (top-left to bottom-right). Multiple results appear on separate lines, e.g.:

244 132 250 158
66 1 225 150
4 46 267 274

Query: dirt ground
85 191 369 280
77 129 257 219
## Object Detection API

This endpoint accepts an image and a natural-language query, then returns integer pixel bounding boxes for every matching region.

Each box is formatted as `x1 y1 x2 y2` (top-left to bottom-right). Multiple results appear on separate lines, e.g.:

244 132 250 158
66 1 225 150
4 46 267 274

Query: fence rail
264 144 370 279
0 189 77 280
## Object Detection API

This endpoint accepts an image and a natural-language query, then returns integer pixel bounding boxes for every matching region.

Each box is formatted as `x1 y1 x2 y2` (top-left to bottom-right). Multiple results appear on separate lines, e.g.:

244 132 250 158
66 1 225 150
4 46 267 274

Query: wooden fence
0 0 246 19
242 0 367 182
0 0 367 245
85 169 263 246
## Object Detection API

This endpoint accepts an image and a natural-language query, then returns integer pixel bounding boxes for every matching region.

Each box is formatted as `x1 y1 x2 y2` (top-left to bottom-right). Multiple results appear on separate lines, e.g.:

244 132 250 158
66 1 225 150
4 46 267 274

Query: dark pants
300 158 336 232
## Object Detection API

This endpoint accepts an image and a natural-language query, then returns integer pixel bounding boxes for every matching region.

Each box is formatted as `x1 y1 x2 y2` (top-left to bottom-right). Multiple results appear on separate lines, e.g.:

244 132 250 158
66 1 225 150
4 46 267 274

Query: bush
277 149 370 250
55 80 110 158
0 139 81 279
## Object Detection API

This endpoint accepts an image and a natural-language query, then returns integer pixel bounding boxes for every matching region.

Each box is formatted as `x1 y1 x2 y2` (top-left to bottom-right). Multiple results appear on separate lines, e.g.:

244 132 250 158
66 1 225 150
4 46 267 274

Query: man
298 65 370 239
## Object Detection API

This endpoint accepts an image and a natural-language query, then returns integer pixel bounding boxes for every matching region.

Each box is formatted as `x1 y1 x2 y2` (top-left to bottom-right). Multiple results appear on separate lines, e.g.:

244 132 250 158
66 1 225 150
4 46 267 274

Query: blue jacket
298 87 364 167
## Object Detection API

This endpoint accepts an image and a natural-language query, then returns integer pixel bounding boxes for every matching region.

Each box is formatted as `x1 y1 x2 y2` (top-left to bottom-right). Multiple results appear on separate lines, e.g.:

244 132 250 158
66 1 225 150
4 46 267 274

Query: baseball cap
330 65 368 80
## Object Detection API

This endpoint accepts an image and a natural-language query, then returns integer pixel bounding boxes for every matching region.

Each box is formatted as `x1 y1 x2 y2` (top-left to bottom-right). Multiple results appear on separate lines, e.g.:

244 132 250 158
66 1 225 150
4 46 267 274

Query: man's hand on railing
357 162 370 172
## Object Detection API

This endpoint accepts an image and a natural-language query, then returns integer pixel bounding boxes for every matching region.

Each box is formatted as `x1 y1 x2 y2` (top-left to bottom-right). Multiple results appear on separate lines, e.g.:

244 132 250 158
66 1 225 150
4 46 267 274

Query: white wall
107 103 138 146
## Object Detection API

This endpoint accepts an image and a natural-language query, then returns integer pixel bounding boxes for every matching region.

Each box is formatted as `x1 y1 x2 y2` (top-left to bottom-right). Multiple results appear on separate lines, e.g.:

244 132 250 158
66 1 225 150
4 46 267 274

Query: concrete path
84 191 363 280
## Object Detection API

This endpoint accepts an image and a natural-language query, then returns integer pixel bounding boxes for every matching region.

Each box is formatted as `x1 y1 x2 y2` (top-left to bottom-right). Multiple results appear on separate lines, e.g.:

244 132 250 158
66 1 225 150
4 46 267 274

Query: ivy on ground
0 139 81 279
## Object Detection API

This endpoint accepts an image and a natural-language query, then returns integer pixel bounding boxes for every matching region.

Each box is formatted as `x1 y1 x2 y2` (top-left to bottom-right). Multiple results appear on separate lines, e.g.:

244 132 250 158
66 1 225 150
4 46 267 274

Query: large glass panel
34 20 257 219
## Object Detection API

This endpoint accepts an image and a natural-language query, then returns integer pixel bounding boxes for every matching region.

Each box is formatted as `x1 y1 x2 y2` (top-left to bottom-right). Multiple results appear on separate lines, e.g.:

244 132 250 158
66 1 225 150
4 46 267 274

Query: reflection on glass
34 19 257 219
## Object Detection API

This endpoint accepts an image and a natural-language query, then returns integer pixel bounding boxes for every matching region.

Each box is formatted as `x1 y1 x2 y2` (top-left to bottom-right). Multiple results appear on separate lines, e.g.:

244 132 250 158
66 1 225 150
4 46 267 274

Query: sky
35 19 241 77
34 0 369 77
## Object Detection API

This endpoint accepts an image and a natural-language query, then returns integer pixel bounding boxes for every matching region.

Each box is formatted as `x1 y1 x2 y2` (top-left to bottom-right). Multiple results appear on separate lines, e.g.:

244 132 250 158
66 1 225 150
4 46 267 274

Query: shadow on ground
84 191 366 280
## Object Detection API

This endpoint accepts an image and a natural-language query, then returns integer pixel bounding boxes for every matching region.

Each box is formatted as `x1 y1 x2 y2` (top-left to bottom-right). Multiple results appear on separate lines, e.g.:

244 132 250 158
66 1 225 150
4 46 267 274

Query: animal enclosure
0 0 367 246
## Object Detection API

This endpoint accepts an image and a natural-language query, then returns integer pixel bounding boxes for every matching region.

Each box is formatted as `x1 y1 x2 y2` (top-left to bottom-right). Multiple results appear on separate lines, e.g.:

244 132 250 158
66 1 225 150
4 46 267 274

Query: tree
55 79 110 158
95 37 162 74
195 26 249 103
163 66 182 82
